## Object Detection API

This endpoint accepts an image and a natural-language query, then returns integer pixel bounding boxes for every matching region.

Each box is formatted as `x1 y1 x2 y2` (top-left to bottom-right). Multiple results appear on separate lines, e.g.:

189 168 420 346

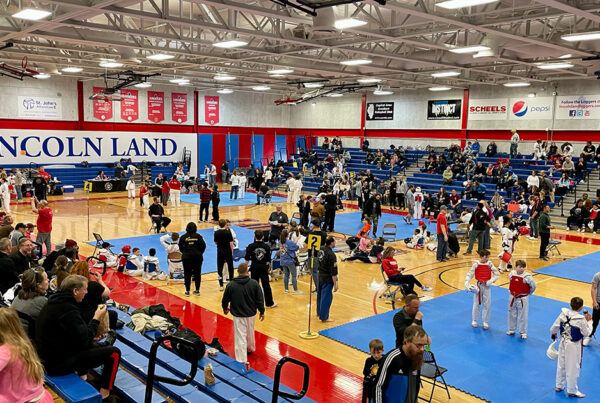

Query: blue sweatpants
317 282 334 320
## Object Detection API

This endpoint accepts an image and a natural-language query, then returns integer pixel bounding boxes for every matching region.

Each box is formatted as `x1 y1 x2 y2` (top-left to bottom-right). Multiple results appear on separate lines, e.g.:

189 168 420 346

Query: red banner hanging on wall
92 86 112 121
204 96 219 125
171 92 187 123
147 91 164 123
120 89 139 122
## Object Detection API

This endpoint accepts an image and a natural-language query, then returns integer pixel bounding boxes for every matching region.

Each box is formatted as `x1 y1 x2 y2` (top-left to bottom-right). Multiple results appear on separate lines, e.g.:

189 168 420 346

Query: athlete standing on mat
179 222 206 297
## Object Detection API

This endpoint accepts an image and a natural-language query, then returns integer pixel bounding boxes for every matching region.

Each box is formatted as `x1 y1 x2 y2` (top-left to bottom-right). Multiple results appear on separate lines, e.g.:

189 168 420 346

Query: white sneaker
284 289 289 294
483 322 489 330
421 286 433 292
292 290 304 295
219 286 224 291
583 336 592 346
566 227 570 231
472 321 478 328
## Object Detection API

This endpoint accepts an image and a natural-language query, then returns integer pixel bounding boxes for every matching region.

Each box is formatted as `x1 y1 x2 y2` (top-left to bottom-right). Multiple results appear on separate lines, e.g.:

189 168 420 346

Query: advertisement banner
556 95 600 120
366 102 394 120
120 89 139 122
205 96 219 125
427 99 461 120
468 98 507 120
92 87 112 121
147 91 164 123
508 97 553 120
17 96 62 119
171 92 187 123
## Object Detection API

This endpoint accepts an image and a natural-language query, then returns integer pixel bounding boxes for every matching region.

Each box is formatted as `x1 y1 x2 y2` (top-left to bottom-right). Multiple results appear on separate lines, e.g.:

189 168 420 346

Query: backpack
170 328 206 362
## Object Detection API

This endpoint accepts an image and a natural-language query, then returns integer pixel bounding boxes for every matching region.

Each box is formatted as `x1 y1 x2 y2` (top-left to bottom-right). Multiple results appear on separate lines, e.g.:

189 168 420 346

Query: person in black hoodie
364 193 382 237
178 222 207 297
297 195 311 228
221 263 264 365
211 185 220 222
245 230 275 308
36 275 120 400
323 191 337 232
0 238 19 295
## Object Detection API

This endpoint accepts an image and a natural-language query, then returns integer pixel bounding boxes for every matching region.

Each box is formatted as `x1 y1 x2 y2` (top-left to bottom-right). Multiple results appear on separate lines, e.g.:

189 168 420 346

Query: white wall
290 95 362 129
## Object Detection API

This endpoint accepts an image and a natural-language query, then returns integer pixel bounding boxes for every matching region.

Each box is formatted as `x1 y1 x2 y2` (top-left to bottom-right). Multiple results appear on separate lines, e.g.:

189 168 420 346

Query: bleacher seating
45 374 102 403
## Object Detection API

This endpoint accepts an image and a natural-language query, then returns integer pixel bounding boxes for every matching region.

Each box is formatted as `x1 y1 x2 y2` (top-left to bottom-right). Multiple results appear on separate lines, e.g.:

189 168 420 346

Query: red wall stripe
193 91 199 134
263 134 275 164
286 135 296 159
238 134 252 167
212 134 227 175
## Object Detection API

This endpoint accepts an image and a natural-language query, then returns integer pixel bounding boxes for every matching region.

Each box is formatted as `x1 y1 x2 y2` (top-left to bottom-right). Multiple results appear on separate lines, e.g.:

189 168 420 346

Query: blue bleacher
45 374 102 403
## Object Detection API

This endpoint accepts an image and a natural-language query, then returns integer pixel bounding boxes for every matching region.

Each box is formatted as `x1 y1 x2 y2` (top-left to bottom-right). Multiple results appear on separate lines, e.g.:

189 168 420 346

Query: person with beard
245 230 276 308
373 325 429 403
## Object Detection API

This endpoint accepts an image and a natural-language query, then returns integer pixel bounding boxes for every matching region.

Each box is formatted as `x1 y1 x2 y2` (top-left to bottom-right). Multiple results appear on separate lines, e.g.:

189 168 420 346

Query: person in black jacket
245 230 276 308
11 237 34 275
364 193 382 237
214 219 234 291
211 185 220 222
297 195 311 228
221 263 265 365
179 222 207 297
36 275 121 400
0 238 19 295
464 203 490 254
148 197 171 233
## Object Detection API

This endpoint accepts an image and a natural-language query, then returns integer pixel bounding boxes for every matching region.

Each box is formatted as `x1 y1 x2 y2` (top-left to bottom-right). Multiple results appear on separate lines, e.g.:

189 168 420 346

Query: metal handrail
144 334 199 403
271 357 310 403
86 256 108 276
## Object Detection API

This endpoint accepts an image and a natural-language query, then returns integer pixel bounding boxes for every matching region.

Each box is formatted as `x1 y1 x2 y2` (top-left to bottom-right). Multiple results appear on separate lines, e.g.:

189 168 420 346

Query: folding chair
453 223 469 243
291 212 301 225
149 218 160 233
379 265 408 310
420 350 451 402
546 239 562 258
382 223 397 242
91 233 112 256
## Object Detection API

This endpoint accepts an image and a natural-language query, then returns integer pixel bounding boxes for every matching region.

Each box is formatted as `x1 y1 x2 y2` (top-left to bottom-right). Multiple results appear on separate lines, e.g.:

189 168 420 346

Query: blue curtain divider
197 134 213 175
275 135 287 162
252 134 263 168
226 134 239 169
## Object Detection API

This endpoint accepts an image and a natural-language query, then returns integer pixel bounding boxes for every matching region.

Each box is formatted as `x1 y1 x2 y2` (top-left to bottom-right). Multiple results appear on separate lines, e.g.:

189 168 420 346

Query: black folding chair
92 233 113 256
420 350 450 402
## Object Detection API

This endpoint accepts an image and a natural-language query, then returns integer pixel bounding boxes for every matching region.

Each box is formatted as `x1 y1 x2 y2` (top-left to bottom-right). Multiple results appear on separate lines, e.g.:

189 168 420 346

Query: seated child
125 247 144 277
343 231 371 263
95 242 117 268
160 233 184 279
142 248 167 280
368 238 385 263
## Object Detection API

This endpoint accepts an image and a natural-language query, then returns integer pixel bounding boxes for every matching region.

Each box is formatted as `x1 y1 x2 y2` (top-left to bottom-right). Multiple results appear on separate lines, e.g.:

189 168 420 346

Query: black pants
152 216 171 232
591 306 600 337
324 209 336 232
48 346 121 390
389 192 396 207
397 193 405 209
183 257 202 292
250 264 274 307
566 215 583 229
300 213 310 228
199 203 209 221
212 201 220 221
217 249 234 287
388 274 423 295
346 236 360 251
539 232 550 258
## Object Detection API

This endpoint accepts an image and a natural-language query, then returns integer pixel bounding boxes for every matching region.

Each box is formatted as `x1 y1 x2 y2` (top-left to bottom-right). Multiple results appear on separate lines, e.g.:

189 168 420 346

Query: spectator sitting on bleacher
449 189 461 214
442 167 453 185
471 139 480 155
474 161 486 182
566 200 588 232
575 157 587 181
464 157 476 180
556 173 571 197
582 141 596 161
561 156 574 177
490 192 505 220
437 188 450 206
36 275 121 400
486 141 497 157
526 171 539 194
322 137 330 149
365 150 375 165
585 204 600 233
547 142 559 161
422 193 437 218
561 142 574 158
462 180 474 200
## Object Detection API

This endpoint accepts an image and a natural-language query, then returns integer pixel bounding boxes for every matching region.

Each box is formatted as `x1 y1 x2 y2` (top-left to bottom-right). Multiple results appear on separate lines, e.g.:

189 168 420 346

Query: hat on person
65 239 78 248
26 223 36 230
15 223 26 230
418 220 425 226
121 245 131 254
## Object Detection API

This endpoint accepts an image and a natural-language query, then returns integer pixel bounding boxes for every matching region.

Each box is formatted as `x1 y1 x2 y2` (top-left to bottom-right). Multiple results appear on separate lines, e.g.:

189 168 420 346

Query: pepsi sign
508 97 553 120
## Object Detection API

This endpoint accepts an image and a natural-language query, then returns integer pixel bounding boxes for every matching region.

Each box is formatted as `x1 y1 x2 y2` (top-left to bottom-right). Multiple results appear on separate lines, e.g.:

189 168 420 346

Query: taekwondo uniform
465 260 499 327
498 226 518 272
507 270 536 337
413 187 424 219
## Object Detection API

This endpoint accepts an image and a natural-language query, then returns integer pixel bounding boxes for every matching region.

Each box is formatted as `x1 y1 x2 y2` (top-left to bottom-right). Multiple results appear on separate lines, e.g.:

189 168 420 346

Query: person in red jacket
381 247 432 295
139 182 149 208
168 175 181 208
199 183 212 222
31 197 52 256
160 179 170 206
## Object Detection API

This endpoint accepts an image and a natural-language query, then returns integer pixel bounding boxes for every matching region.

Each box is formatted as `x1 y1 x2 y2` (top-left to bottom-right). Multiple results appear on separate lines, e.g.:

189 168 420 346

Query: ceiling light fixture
428 86 452 91
561 31 600 42
373 90 393 95
268 68 294 74
503 82 531 87
327 93 344 97
214 74 236 81
269 74 286 78
340 59 372 66
334 18 367 30
357 78 382 83
448 45 490 54
12 8 51 20
169 78 189 84
431 71 461 78
304 82 324 88
528 93 536 98
34 73 51 79
217 89 234 94
61 67 83 73
178 82 190 86
134 82 152 88
213 40 248 49
537 63 574 70
559 54 572 59
147 53 174 61
252 85 271 91
436 0 498 10
99 61 124 68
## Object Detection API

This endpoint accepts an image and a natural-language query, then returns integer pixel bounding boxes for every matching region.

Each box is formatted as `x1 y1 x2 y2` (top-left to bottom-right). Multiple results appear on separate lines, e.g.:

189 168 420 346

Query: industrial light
217 89 233 94
304 82 324 88
147 54 175 61
214 74 236 81
340 59 372 66
178 82 190 86
472 50 495 58
559 54 572 59
99 61 124 68
12 8 51 20
252 85 271 91
448 45 490 54
213 40 248 48
537 63 574 70
373 90 393 95
561 31 600 42
61 67 83 73
269 74 286 78
431 71 461 78
134 82 152 88
34 73 51 79
268 68 294 74
357 78 382 83
169 78 189 84
503 82 531 87
334 18 367 30
327 93 344 97
428 86 451 91
436 0 498 10
528 93 536 98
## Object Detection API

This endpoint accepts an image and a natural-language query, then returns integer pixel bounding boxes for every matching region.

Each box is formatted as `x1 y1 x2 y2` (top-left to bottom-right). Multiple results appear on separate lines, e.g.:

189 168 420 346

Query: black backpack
170 328 206 362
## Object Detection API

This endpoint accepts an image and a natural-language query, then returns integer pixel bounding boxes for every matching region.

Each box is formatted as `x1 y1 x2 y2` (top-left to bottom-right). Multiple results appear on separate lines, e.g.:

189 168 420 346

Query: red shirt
168 179 181 190
436 213 447 235
139 186 148 197
200 188 212 204
37 208 53 233
161 181 170 193
450 194 460 206
38 170 51 181
382 257 400 277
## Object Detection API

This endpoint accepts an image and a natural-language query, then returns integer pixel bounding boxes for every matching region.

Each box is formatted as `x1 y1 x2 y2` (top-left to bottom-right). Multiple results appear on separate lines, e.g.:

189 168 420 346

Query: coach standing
245 230 276 309
199 183 211 222
539 204 553 261
179 222 206 297
436 205 449 262
31 196 53 255
222 263 264 365
317 236 338 322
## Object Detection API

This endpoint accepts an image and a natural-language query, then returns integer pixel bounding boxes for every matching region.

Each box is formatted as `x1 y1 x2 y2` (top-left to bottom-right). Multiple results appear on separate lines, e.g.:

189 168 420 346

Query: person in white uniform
465 249 499 329
498 219 519 272
291 176 303 205
506 260 536 339
160 233 184 280
238 173 246 199
286 175 295 203
510 129 520 158
126 177 136 199
0 177 11 213
550 297 592 398
413 187 424 219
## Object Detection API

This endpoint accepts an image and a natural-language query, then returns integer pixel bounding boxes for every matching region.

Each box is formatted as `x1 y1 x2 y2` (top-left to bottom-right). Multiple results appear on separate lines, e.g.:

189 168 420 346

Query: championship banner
120 89 139 122
205 96 219 125
171 92 187 123
427 99 461 120
147 91 164 123
468 98 507 121
93 87 112 121
508 97 553 120
556 95 600 120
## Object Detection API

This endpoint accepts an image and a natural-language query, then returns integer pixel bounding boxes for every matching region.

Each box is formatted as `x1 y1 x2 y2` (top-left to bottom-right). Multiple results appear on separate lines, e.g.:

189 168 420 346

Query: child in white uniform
413 187 424 219
465 249 499 329
506 260 536 339
498 220 519 272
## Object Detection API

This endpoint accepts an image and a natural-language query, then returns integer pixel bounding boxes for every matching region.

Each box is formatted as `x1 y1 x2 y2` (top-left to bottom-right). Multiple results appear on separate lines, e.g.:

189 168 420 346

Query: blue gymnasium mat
320 287 599 403
180 191 287 207
88 226 255 274
535 250 600 284
333 211 456 240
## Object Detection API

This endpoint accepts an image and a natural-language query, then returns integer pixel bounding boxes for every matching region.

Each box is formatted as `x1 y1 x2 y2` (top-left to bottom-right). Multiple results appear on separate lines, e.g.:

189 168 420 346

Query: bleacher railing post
271 357 310 403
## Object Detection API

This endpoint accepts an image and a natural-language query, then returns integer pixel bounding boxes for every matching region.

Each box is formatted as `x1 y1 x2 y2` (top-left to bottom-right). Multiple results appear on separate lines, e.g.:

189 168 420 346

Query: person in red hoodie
31 197 52 256
381 247 432 295
199 183 212 222
168 175 181 208
160 179 170 206
139 182 149 208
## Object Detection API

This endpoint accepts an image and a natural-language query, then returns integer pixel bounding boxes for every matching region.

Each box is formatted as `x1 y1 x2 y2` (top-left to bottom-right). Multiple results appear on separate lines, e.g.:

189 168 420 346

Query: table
87 179 127 192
